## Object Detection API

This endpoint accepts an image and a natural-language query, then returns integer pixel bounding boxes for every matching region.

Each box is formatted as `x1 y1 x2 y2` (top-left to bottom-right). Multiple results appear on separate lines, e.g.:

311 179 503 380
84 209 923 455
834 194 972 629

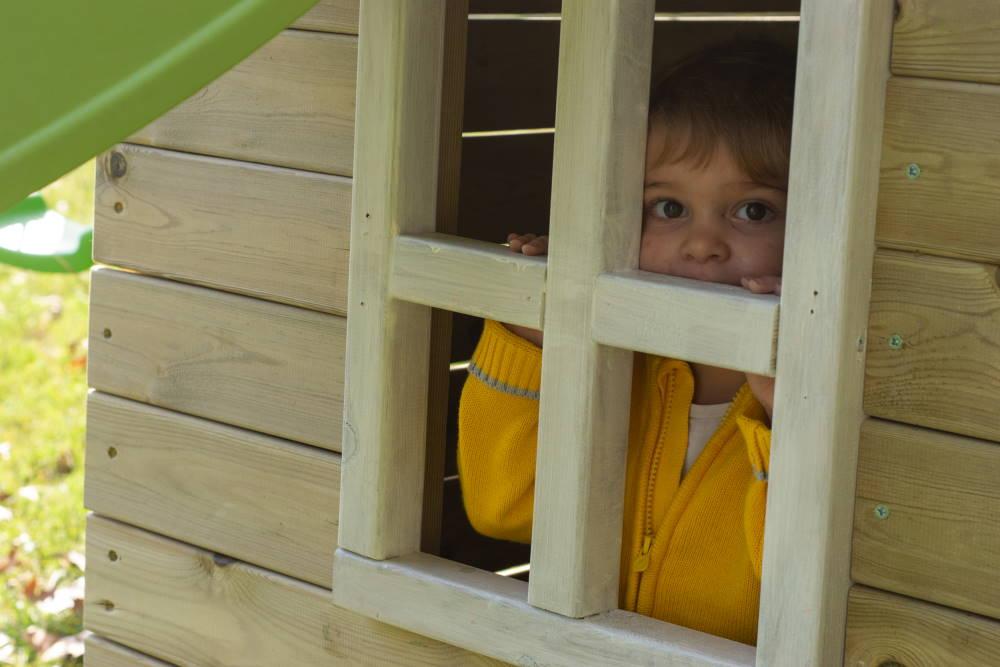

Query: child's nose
680 221 729 263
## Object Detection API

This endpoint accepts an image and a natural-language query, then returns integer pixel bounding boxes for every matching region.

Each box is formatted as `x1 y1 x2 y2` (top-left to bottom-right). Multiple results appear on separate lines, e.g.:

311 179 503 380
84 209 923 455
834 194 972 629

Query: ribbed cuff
468 320 543 397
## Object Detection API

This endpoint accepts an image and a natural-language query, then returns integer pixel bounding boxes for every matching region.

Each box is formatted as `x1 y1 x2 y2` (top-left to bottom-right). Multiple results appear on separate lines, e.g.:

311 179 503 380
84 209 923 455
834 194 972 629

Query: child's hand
740 274 781 421
507 233 549 256
502 233 547 346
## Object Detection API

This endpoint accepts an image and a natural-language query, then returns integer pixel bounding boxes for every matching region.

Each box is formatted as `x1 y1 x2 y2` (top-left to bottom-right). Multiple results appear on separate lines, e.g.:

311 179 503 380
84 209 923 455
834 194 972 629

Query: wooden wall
847 1 1000 664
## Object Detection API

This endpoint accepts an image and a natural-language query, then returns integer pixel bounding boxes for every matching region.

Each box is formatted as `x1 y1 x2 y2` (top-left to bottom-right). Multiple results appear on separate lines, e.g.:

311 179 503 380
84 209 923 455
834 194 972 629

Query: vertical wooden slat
755 2 893 666
528 0 654 617
422 0 470 556
337 1 447 559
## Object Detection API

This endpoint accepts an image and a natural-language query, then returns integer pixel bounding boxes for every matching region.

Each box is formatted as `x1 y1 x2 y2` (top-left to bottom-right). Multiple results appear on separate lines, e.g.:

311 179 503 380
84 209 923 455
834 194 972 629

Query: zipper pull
633 535 653 573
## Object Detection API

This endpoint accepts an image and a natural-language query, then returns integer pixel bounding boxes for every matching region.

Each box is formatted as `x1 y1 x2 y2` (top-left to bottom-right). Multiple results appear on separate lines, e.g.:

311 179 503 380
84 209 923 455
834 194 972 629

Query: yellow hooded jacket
458 320 773 646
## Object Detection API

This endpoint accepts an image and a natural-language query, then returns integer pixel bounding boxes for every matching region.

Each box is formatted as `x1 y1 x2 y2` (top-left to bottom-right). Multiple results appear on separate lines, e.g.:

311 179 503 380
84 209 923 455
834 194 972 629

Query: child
457 39 795 646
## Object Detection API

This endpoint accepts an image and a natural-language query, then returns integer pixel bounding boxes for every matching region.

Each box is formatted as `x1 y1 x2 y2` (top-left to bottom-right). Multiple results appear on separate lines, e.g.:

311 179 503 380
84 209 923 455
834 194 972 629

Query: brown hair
649 39 796 189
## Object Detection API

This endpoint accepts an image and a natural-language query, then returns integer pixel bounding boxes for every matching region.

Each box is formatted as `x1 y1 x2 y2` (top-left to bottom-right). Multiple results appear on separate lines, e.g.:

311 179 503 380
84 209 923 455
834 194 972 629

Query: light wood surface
87 268 345 451
892 0 1000 85
390 233 547 329
865 250 1000 443
293 0 359 34
131 30 356 176
592 270 779 376
337 0 445 559
755 3 894 666
85 636 173 667
877 77 1000 265
853 418 1000 620
845 585 1000 666
529 0 654 618
85 391 340 588
85 516 504 666
332 549 755 667
94 144 351 315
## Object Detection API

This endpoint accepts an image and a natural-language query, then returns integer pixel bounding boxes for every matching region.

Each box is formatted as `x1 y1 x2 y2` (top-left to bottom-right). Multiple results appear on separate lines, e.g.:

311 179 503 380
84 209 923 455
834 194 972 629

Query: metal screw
108 550 119 562
906 163 921 180
107 446 118 459
109 151 127 178
103 327 112 339
874 504 890 520
888 334 904 350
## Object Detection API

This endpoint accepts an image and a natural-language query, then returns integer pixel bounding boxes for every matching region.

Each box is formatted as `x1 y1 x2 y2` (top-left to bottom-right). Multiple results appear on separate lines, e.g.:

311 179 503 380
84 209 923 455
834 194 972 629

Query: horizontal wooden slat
390 233 546 328
94 144 351 315
331 549 755 667
877 77 1000 264
592 271 779 376
845 585 1000 666
892 0 1000 85
85 636 173 667
85 391 340 588
293 0 359 34
131 30 356 175
853 418 1000 620
864 250 1000 443
85 516 504 666
88 268 344 451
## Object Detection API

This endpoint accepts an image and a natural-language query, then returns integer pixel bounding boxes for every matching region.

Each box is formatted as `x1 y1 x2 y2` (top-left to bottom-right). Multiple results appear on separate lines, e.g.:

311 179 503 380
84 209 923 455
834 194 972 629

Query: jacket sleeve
737 414 772 580
457 320 543 544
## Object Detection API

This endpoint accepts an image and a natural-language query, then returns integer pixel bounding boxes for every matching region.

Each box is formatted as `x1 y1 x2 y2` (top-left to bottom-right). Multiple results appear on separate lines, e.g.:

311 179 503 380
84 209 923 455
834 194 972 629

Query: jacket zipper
630 368 675 606
630 376 747 611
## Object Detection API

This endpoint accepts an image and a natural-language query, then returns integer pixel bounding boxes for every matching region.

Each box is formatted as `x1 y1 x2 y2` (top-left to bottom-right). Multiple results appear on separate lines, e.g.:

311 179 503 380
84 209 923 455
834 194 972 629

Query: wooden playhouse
81 1 1000 665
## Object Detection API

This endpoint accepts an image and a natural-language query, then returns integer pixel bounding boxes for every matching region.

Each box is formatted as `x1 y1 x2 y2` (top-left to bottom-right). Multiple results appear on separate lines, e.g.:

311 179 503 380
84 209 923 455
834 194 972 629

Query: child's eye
650 199 686 219
734 201 773 223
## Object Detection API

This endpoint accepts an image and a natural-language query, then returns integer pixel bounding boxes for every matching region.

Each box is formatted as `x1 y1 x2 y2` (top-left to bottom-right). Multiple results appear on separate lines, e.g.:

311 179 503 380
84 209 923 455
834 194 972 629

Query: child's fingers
521 236 549 256
506 233 538 253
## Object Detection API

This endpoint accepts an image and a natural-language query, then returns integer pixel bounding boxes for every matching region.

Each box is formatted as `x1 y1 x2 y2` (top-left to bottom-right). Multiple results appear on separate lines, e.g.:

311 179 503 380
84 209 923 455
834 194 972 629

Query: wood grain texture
755 3 894 666
877 77 1000 265
293 0 359 34
893 0 1000 85
845 585 1000 667
87 268 345 451
853 419 1000 621
332 549 755 667
592 270 779 376
85 636 173 667
529 0 654 618
94 144 351 315
131 30 356 176
391 233 547 329
865 250 1000 443
85 391 340 588
84 516 505 666
337 1 443 559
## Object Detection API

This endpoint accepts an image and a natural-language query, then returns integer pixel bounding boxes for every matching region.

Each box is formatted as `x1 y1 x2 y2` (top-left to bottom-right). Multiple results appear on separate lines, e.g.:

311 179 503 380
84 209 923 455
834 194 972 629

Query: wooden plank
876 77 1000 265
85 391 340 588
592 271 779 376
337 1 444 559
390 233 546 329
87 268 344 451
865 250 1000 443
845 585 1000 667
528 0 653 618
293 0 359 34
755 3 894 666
892 0 1000 85
85 636 174 667
332 549 755 667
85 516 505 666
853 419 1000 620
94 144 351 315
131 30 356 176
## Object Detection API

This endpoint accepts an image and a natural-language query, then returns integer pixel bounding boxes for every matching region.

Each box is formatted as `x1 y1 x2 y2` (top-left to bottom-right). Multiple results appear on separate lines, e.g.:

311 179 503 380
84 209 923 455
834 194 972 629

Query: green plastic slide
0 195 93 273
0 0 321 214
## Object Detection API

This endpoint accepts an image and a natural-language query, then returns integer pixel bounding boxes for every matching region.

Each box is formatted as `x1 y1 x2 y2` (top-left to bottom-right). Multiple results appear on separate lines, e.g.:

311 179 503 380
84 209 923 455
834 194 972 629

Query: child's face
640 118 786 287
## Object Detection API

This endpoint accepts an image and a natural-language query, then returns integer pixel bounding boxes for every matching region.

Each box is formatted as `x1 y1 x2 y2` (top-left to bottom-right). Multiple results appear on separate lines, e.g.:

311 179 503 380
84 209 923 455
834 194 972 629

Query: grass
0 160 94 666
